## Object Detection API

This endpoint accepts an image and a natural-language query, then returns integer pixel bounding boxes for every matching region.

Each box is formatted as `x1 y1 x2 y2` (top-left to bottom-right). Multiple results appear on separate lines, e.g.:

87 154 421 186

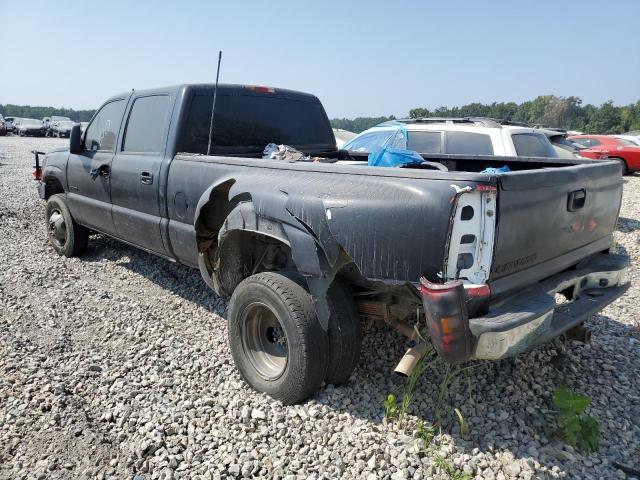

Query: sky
1 0 639 118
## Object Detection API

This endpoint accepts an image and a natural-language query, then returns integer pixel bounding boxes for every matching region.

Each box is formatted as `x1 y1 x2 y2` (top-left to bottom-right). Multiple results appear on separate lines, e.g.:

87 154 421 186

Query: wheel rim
240 302 288 380
48 209 67 248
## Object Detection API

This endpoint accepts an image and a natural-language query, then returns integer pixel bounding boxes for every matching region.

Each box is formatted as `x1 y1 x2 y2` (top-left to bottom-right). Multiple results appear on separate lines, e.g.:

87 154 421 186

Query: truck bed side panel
166 156 477 284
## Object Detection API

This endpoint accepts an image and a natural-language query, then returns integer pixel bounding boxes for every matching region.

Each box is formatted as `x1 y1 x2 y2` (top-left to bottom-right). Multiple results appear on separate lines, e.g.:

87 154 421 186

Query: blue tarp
367 124 424 168
480 165 511 174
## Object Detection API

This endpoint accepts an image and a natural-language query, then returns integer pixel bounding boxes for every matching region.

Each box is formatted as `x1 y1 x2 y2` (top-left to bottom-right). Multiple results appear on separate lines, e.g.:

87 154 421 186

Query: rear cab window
179 89 335 155
511 133 556 157
122 95 172 153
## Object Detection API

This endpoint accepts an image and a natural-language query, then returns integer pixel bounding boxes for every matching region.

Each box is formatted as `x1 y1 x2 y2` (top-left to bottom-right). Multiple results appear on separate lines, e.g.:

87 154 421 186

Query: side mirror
70 125 82 154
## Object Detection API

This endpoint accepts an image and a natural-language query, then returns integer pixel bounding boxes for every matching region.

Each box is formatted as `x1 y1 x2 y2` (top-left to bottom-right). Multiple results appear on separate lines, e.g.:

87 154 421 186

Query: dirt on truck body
35 83 629 403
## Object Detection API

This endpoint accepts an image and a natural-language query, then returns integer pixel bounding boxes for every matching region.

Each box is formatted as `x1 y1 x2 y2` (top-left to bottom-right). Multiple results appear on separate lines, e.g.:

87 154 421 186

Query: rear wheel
45 194 89 257
325 281 362 385
228 272 328 404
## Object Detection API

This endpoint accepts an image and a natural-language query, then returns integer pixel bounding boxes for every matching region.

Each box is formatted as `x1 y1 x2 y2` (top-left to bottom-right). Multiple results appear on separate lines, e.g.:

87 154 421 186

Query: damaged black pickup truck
35 84 629 403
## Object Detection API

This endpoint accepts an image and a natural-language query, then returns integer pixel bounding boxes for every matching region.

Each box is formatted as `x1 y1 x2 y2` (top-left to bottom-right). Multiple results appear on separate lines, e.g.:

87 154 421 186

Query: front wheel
45 194 89 257
228 272 328 404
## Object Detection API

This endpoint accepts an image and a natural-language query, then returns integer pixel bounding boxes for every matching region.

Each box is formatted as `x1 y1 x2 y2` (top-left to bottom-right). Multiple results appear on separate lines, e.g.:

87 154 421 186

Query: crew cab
35 84 629 403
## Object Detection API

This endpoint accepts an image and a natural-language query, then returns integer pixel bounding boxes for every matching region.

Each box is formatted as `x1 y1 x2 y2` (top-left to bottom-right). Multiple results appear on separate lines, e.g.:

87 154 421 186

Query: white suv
341 117 558 158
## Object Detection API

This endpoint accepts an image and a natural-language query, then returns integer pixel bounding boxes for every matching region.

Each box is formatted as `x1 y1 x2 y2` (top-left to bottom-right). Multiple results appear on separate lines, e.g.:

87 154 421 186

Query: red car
568 135 640 174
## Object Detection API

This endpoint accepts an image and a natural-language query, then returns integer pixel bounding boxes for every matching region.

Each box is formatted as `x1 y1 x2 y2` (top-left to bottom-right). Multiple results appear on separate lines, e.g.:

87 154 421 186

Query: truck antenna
206 50 223 156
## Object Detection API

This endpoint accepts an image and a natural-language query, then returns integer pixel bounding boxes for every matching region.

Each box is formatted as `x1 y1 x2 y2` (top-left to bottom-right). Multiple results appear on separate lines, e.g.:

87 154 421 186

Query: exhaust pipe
394 342 429 377
565 324 592 343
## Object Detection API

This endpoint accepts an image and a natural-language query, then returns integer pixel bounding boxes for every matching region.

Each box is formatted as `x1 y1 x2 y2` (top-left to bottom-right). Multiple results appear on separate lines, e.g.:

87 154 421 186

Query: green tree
334 96 639 134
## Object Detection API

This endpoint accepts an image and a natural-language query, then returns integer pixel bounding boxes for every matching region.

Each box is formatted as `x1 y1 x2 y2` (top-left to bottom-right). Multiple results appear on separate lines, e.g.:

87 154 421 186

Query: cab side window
84 99 126 152
122 95 171 153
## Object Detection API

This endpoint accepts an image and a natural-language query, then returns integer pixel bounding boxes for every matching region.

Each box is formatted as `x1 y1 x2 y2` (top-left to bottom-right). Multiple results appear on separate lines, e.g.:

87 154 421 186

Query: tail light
419 278 472 363
31 150 45 181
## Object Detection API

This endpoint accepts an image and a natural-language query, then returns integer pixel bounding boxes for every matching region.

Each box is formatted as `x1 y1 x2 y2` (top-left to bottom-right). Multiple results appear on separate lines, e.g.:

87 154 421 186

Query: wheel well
43 177 64 199
194 180 241 254
212 230 295 296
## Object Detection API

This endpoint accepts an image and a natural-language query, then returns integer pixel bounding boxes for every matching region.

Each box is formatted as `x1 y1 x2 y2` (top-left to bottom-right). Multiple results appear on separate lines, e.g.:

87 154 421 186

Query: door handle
90 164 110 180
140 171 153 185
567 189 586 212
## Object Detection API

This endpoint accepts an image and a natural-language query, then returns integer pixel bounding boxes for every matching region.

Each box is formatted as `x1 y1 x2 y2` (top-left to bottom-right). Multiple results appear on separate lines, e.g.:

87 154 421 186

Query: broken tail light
419 278 472 363
464 283 491 317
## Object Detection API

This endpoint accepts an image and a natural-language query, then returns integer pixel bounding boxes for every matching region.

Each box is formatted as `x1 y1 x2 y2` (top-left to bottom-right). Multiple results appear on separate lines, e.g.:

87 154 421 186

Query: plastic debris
368 124 424 168
368 148 425 168
263 143 309 162
481 165 511 174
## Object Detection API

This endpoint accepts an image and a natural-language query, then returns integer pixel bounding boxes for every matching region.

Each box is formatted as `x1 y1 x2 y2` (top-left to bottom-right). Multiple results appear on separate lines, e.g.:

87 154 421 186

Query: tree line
0 104 96 122
331 96 640 134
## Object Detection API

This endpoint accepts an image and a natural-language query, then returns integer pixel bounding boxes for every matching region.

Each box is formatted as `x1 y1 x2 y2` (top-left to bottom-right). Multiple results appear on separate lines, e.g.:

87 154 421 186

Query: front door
66 98 128 234
110 94 173 255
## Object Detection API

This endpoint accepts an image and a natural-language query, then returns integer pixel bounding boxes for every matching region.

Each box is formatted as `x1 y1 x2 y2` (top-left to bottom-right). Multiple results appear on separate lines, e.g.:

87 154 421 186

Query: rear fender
195 179 338 329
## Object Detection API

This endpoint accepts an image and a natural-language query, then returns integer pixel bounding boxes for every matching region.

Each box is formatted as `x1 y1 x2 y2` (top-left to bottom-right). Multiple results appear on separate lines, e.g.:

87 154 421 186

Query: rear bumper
470 254 629 360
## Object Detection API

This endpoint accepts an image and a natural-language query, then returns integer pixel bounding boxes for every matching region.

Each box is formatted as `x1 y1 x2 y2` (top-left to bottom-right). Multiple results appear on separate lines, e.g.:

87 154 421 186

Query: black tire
45 194 89 257
325 281 362 385
228 272 328 404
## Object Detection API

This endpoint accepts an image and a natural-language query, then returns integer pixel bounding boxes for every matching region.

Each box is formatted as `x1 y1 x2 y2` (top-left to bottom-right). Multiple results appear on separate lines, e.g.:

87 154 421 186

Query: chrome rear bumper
470 254 629 360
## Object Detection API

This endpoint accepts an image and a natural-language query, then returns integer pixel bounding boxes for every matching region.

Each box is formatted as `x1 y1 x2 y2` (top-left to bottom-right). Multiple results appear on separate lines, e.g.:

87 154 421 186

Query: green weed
453 408 468 438
383 393 398 422
398 357 427 424
415 419 436 452
433 454 473 480
553 386 600 452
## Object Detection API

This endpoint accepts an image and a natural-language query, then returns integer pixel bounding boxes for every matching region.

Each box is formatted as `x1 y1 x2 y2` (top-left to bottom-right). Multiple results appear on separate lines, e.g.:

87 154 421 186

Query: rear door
110 94 173 254
66 98 127 234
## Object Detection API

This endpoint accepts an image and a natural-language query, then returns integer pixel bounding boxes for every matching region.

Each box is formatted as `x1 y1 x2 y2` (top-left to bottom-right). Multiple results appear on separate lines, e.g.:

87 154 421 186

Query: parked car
35 84 628 403
569 135 640 174
14 118 46 137
51 120 77 138
4 116 16 134
341 117 559 158
44 116 73 137
333 128 356 148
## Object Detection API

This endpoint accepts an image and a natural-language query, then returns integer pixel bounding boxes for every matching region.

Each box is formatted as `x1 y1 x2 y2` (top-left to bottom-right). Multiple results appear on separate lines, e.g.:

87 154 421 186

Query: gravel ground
0 136 639 480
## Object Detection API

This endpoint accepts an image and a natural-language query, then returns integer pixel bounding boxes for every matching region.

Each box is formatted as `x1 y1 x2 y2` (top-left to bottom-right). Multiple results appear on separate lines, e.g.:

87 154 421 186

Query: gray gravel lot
1 136 639 480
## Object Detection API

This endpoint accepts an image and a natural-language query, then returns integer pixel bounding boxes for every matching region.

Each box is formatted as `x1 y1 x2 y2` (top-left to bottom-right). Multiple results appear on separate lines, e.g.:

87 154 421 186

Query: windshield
551 135 584 150
58 121 75 127
23 119 43 126
51 116 71 121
